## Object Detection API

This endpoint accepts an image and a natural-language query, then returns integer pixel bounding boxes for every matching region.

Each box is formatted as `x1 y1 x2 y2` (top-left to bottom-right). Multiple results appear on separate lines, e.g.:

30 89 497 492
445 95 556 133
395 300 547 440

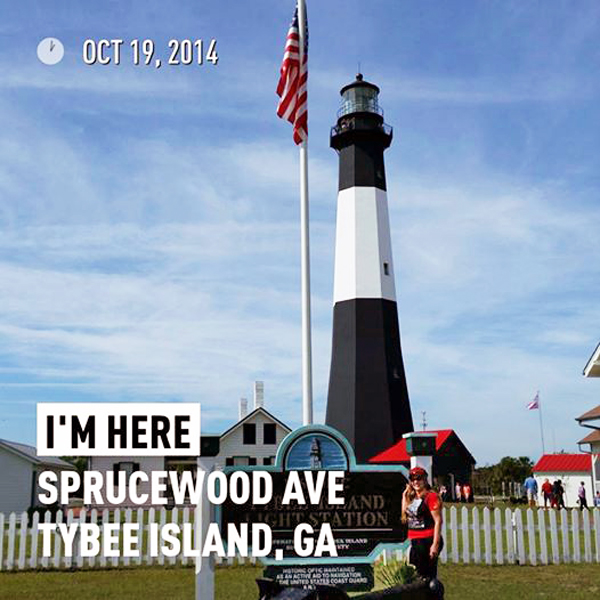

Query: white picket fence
438 506 600 566
1 506 599 571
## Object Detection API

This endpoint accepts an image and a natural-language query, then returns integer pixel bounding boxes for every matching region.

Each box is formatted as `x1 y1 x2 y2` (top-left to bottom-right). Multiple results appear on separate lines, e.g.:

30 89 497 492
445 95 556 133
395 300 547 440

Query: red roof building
533 453 594 508
533 454 592 473
370 429 476 496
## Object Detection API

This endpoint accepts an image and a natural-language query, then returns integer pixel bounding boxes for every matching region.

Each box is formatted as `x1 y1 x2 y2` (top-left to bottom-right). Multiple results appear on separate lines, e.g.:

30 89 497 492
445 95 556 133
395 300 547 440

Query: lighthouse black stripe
326 298 414 463
337 139 387 192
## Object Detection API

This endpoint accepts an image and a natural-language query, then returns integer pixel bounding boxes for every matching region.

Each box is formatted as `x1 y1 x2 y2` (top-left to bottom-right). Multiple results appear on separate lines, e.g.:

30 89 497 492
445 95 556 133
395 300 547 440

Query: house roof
575 405 600 423
0 439 75 469
220 406 291 441
583 342 600 377
578 429 600 445
533 454 592 473
369 429 467 463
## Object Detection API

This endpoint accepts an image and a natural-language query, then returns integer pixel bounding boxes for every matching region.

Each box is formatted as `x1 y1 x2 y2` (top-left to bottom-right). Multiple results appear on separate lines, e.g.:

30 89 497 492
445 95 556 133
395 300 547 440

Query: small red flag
526 392 540 410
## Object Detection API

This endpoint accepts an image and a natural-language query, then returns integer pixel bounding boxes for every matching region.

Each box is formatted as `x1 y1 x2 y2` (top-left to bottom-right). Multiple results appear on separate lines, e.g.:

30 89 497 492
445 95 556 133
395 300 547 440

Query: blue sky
1 1 599 465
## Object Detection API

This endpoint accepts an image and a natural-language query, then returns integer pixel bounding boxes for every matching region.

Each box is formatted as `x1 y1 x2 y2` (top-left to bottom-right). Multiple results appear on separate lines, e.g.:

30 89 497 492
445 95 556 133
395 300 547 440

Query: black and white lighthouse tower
326 74 414 463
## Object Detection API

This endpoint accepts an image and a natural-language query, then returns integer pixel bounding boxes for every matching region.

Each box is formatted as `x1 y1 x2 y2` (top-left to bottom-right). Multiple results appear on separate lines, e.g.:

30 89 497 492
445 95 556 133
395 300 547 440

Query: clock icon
37 38 64 65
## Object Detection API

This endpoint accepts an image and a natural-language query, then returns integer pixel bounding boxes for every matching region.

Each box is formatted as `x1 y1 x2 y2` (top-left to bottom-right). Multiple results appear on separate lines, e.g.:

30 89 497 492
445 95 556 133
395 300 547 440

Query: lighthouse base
326 298 414 463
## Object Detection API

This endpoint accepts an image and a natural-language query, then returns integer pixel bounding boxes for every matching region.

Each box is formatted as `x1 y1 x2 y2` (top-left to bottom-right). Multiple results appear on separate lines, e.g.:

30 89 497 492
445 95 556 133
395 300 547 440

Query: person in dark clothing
402 467 443 580
552 480 565 509
578 482 588 510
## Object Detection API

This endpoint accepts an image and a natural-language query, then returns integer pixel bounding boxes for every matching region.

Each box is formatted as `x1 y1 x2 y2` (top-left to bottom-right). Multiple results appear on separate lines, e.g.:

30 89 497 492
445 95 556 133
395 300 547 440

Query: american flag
526 392 540 410
276 3 308 145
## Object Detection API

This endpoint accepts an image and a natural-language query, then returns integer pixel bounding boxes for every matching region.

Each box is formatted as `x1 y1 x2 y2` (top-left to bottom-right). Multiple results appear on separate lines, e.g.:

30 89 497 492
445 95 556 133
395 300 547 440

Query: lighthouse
326 74 414 463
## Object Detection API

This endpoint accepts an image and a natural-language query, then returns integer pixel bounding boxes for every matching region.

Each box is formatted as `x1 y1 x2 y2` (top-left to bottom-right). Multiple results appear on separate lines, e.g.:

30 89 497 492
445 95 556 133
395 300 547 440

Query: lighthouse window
383 262 390 276
243 423 256 444
264 423 276 444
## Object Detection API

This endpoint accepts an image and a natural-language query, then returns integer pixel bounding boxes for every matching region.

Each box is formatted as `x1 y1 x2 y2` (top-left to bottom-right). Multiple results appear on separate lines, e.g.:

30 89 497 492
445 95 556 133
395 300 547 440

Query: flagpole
297 0 313 425
537 391 545 455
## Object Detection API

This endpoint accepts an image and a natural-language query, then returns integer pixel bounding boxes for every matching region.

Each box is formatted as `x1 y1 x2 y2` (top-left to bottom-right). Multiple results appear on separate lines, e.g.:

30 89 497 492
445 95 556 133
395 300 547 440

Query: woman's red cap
409 466 428 478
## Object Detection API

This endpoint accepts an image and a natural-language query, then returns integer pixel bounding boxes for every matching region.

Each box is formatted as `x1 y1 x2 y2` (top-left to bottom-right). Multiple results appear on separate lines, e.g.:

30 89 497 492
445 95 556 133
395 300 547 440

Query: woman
402 466 443 580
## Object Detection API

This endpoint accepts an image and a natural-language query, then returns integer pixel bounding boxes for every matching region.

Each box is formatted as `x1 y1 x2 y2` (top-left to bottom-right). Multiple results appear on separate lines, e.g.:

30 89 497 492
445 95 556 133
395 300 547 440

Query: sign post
195 436 220 600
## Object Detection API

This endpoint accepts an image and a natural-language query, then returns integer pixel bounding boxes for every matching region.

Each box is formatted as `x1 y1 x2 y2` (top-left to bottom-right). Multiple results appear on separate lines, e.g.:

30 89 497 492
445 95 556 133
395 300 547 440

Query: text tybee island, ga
36 469 350 559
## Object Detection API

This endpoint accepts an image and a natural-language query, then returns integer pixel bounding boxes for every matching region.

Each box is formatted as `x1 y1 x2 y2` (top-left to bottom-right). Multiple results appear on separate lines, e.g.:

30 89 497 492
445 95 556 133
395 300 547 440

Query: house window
225 457 234 466
249 458 257 466
112 462 139 482
264 423 276 445
263 457 273 466
243 423 256 444
383 262 390 276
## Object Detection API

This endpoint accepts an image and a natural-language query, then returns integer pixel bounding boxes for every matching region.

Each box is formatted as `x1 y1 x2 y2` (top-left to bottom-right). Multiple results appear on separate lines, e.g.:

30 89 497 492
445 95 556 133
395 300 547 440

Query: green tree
473 456 534 495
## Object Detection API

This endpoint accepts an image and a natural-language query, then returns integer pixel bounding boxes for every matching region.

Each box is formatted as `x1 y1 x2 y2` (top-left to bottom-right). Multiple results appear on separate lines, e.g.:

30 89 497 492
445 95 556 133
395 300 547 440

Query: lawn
0 563 599 600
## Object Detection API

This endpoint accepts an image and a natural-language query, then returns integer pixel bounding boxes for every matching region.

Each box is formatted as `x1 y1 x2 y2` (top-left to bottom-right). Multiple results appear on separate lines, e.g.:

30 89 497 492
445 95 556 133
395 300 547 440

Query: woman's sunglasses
409 475 425 482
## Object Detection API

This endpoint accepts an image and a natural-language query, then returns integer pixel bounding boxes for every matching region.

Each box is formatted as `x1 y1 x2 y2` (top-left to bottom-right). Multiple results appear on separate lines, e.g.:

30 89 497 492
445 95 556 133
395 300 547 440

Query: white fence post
0 512 4 571
89 509 98 569
504 508 514 564
440 507 447 564
41 510 51 569
53 510 63 569
461 506 470 563
182 507 190 567
7 512 16 570
494 508 503 565
548 509 560 564
17 512 27 570
112 508 121 567
572 510 581 563
146 507 155 566
526 509 536 565
483 508 492 565
537 508 548 565
515 509 526 565
450 506 459 563
169 507 179 566
158 508 167 566
29 512 39 569
64 509 73 569
121 508 131 567
135 508 143 566
582 510 592 563
560 509 570 563
472 507 481 564
99 509 109 568
594 509 600 563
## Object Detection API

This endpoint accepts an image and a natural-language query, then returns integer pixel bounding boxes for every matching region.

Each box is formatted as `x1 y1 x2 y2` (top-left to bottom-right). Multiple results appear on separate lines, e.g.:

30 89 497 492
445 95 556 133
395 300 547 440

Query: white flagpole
537 391 546 455
297 0 313 425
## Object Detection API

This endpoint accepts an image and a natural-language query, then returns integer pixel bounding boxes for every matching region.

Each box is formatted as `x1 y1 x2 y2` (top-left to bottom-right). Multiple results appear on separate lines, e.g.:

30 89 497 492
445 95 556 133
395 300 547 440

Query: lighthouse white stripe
333 186 397 303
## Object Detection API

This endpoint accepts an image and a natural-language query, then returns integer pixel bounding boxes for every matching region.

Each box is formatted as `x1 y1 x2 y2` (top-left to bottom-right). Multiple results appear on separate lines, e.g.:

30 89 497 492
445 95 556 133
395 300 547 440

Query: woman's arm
401 484 411 522
430 502 442 559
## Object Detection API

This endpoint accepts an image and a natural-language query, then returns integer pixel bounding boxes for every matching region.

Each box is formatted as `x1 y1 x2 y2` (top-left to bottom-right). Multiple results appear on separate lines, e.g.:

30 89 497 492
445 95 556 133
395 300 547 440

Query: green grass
0 564 599 600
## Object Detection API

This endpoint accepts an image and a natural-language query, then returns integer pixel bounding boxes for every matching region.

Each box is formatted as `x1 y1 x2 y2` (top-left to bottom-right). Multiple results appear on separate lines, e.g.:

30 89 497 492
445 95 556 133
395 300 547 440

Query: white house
576 404 600 495
217 405 291 469
0 438 76 515
533 454 593 508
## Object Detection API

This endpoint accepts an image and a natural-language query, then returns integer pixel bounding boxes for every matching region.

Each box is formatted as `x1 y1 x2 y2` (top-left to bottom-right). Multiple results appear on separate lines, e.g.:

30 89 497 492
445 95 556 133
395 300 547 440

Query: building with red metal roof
369 429 475 499
533 453 593 508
